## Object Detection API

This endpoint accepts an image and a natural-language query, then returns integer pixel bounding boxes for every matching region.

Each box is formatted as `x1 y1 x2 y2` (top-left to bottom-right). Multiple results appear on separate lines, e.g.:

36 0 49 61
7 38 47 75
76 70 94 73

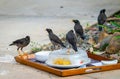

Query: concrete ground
0 0 120 79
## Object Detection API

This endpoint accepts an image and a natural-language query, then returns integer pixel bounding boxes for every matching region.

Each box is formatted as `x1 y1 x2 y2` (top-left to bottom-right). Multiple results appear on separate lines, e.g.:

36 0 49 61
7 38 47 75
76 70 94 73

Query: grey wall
0 0 120 17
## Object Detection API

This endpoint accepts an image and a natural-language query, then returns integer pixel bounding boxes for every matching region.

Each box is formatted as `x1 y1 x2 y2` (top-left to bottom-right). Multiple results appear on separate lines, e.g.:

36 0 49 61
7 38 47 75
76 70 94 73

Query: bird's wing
75 28 84 36
13 38 25 44
71 36 76 44
98 13 107 25
66 33 76 45
74 24 84 35
49 34 62 44
66 33 77 51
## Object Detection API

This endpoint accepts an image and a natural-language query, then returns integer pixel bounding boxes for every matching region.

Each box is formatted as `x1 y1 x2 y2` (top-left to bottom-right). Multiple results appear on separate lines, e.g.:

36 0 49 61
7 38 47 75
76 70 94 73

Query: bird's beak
45 29 47 31
72 20 75 22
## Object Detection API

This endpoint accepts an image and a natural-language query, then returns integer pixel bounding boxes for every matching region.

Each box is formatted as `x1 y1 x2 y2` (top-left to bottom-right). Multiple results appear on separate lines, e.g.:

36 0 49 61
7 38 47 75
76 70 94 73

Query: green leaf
110 21 120 28
115 35 120 39
115 14 120 18
100 43 109 51
31 47 42 53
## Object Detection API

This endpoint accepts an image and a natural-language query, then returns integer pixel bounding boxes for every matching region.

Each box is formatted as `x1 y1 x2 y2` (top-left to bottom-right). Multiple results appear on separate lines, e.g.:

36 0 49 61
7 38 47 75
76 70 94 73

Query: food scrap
54 58 71 65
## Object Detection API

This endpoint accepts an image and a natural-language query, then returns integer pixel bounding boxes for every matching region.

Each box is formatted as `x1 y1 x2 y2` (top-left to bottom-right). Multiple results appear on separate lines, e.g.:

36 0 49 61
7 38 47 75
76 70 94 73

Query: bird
66 30 78 52
46 28 66 49
9 36 30 56
97 9 107 31
73 19 85 40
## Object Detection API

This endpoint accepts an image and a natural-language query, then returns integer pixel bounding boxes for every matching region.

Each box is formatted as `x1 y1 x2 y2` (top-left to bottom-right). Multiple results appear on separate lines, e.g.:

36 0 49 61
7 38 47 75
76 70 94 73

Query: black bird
9 36 30 55
66 30 78 52
98 9 107 31
46 28 65 48
73 19 85 40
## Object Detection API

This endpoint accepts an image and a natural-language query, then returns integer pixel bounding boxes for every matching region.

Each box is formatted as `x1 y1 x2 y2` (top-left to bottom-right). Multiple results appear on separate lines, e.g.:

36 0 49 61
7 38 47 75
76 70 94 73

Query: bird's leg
20 47 29 59
57 44 61 49
17 48 22 56
20 47 24 54
52 41 56 50
21 47 28 56
50 45 54 51
67 48 70 54
76 35 81 46
76 33 79 42
53 44 56 50
66 44 71 54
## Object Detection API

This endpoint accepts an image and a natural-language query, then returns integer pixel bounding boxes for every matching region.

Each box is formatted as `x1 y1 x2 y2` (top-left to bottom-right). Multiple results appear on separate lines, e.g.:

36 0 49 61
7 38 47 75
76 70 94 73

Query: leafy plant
112 29 120 33
108 21 120 33
110 21 120 28
98 25 109 29
115 14 120 18
30 41 42 53
31 47 42 53
100 43 109 51
98 25 112 33
98 21 120 34
115 35 120 40
30 41 41 47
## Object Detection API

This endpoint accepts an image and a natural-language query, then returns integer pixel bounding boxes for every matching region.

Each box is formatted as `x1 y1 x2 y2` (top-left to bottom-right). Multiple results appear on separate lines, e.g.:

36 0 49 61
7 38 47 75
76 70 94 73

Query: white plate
35 51 51 62
101 60 118 65
45 58 91 68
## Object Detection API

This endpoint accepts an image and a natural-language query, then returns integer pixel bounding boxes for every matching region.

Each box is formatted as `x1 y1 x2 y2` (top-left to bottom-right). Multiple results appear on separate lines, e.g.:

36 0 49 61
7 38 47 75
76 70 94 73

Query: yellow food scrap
54 58 71 65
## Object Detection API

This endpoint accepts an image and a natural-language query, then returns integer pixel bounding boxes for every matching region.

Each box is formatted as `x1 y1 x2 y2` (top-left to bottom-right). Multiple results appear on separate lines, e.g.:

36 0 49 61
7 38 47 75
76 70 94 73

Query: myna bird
98 9 107 31
66 30 78 52
73 19 85 40
9 36 30 56
46 28 66 49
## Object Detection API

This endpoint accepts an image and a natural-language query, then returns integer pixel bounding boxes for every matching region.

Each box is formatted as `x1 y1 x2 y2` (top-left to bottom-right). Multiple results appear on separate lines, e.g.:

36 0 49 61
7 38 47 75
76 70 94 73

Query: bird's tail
81 35 85 40
61 43 66 48
72 44 78 52
9 43 14 46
